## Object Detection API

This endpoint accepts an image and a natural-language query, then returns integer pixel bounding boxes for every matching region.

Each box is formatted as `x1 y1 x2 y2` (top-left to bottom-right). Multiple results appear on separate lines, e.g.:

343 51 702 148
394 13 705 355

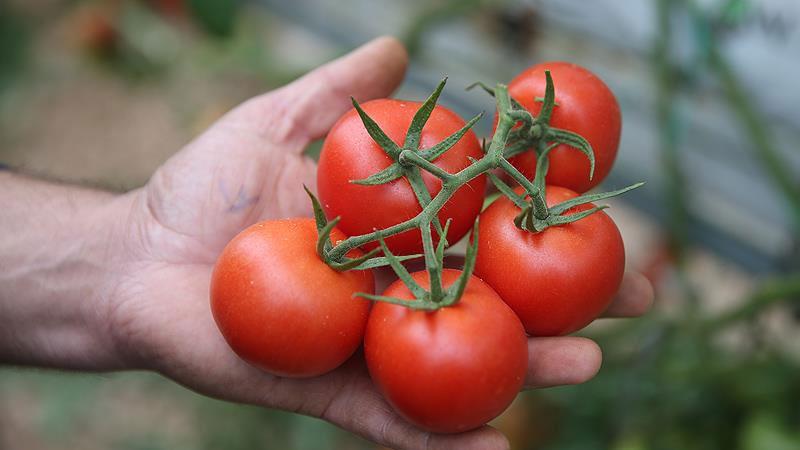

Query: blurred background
1 0 799 448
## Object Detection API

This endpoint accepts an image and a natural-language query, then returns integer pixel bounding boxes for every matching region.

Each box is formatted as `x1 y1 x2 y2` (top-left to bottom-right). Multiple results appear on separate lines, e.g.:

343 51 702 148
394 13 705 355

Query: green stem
404 167 445 238
419 218 444 302
324 77 642 308
499 158 548 220
399 150 456 182
328 85 519 261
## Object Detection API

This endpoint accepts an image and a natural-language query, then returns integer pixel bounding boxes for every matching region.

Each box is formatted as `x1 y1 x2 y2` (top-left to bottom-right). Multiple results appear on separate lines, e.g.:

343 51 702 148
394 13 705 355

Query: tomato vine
306 71 644 310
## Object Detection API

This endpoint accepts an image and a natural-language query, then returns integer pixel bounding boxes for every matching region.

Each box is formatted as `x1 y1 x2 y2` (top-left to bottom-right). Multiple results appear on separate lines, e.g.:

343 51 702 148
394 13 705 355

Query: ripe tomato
506 61 621 193
364 269 527 433
317 99 486 255
474 186 625 336
210 219 373 377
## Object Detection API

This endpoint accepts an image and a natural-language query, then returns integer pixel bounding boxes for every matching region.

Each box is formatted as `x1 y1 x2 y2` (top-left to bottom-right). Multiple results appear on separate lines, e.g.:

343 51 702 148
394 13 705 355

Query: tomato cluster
211 61 630 433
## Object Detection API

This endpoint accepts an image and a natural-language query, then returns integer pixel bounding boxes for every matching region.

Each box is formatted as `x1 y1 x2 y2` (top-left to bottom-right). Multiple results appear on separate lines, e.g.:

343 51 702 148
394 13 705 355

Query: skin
475 186 626 336
210 219 373 377
507 61 622 193
318 99 486 255
365 269 527 434
0 37 653 450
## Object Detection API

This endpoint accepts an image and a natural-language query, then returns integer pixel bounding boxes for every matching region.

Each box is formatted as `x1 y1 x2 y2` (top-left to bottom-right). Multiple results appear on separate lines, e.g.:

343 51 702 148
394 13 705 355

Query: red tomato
365 269 527 433
505 61 621 193
317 99 486 255
474 186 625 336
210 219 373 377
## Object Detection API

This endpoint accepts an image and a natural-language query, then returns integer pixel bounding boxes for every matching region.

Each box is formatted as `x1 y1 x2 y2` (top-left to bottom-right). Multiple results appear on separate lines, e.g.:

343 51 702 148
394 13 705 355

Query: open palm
104 37 652 450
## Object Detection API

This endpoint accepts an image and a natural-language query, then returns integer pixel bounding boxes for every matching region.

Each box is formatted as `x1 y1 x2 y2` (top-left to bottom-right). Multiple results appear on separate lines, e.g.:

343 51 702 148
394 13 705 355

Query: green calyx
355 219 481 310
478 70 643 232
308 71 643 310
304 185 421 271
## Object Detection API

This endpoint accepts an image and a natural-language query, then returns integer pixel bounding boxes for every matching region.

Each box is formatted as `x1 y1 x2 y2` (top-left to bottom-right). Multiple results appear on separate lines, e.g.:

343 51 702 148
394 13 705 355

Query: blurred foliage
0 3 30 95
1 0 800 449
524 1 800 449
531 309 800 450
187 0 239 38
403 0 489 55
0 370 371 450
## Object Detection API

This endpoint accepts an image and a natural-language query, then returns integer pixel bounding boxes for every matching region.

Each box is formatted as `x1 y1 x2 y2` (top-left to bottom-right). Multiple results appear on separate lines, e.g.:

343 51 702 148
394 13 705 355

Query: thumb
242 36 408 151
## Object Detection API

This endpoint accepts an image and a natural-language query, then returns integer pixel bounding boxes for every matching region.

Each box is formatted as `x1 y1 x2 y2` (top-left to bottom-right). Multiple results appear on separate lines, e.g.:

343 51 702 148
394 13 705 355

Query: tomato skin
474 186 625 336
365 269 527 433
317 99 486 255
210 219 373 377
505 61 621 193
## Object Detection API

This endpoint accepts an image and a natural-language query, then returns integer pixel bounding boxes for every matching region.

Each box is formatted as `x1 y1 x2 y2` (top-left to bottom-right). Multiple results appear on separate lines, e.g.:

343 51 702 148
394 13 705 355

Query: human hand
99 37 653 449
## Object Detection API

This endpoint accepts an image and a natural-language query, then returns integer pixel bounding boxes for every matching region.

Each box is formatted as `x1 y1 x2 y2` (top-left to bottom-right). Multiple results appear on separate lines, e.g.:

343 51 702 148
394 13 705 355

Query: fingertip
367 35 409 72
628 271 655 314
526 337 603 389
577 338 603 384
350 35 408 102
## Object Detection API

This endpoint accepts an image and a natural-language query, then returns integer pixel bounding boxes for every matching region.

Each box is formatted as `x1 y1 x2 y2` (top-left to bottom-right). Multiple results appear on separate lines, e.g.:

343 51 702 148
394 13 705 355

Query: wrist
0 173 135 370
57 192 139 371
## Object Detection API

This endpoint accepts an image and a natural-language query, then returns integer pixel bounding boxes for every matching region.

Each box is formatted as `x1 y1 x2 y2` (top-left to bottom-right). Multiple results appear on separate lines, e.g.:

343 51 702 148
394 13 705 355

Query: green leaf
549 182 645 216
418 112 484 162
466 82 525 111
327 247 381 271
548 205 609 226
547 128 596 180
537 70 556 123
349 163 404 186
346 253 423 271
377 237 428 299
466 81 495 96
303 185 328 232
405 78 447 150
316 216 340 259
351 97 402 158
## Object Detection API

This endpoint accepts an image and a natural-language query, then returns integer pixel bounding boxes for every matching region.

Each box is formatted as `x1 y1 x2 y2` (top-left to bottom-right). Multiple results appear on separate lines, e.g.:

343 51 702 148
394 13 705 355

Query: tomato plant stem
326 84 517 262
311 77 643 307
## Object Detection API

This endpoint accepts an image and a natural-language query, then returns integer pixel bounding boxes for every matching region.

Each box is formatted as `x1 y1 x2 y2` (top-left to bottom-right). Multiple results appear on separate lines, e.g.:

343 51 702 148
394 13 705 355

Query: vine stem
318 75 642 307
328 85 519 261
